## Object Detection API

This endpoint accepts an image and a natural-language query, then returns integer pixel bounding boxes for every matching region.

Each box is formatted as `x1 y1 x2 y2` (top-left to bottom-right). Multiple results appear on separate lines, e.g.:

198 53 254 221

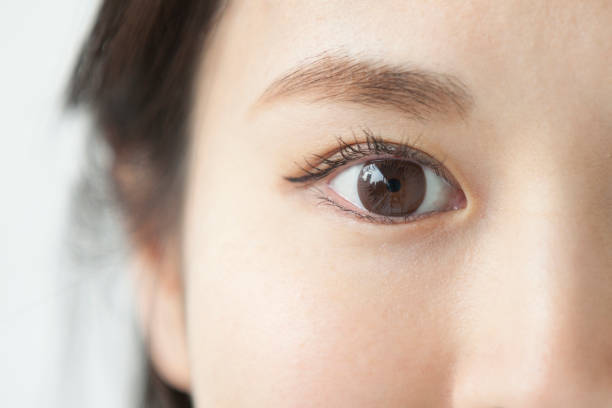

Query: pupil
387 178 401 193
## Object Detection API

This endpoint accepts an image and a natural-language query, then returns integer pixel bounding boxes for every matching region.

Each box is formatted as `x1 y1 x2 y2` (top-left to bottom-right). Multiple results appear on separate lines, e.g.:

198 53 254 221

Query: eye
328 158 465 221
283 132 467 224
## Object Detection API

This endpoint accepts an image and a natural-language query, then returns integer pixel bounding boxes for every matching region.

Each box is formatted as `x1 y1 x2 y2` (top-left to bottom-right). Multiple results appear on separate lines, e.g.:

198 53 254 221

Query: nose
451 166 612 407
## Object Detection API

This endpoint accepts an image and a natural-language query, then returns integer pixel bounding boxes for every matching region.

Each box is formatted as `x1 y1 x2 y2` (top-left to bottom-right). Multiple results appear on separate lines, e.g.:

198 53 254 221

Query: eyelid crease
284 128 457 188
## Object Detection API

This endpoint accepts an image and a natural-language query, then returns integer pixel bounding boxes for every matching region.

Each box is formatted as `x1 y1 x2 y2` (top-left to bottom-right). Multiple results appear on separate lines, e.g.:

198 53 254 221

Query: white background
0 1 143 406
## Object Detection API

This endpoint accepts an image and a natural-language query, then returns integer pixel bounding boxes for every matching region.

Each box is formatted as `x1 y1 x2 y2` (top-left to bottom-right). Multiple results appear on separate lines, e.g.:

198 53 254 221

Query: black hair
68 1 224 406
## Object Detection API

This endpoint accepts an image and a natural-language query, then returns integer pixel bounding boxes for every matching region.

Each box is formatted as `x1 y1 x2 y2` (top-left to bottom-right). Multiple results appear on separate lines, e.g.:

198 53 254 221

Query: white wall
0 2 143 406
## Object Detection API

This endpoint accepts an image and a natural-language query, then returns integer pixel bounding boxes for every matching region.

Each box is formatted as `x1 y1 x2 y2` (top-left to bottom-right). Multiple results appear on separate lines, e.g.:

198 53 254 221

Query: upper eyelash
284 128 452 186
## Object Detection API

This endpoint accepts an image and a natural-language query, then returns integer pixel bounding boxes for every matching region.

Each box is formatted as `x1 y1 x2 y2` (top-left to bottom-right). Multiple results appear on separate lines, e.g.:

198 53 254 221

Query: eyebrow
257 54 474 120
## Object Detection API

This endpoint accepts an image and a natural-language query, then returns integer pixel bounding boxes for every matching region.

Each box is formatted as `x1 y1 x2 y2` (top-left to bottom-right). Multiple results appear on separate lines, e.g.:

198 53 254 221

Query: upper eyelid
284 130 458 188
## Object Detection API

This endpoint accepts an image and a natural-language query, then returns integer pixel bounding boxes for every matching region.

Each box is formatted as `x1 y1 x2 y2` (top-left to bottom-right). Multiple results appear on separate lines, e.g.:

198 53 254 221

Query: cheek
183 154 466 407
185 244 457 407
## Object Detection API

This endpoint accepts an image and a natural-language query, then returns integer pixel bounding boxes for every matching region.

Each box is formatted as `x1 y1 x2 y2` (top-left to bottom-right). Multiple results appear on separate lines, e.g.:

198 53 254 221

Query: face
177 0 612 406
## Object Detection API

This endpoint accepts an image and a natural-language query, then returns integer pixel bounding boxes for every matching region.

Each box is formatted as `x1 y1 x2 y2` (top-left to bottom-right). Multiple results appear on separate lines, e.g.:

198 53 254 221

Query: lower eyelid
313 193 395 224
314 192 436 225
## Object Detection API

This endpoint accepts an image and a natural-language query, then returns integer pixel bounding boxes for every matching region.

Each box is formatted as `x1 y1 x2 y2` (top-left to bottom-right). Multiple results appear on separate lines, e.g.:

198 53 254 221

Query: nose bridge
452 151 612 406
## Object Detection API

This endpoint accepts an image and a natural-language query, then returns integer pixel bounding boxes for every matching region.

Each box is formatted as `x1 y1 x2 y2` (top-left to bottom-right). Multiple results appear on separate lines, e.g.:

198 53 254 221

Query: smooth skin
133 1 612 407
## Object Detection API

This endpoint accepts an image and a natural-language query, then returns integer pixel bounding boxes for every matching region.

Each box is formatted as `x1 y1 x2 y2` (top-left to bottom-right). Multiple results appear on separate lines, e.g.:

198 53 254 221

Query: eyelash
285 129 460 223
286 128 455 185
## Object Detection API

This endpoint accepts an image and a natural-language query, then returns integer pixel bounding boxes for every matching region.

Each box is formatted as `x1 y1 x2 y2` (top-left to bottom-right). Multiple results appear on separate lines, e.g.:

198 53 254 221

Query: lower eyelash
315 193 385 223
312 187 432 225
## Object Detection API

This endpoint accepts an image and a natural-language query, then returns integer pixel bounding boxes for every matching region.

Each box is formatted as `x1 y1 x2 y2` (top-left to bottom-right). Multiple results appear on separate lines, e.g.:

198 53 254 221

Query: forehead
230 0 612 58
215 0 612 109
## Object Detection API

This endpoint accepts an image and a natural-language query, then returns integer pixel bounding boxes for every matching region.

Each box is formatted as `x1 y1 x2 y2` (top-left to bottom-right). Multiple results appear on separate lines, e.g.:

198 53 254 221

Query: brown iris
357 159 426 216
